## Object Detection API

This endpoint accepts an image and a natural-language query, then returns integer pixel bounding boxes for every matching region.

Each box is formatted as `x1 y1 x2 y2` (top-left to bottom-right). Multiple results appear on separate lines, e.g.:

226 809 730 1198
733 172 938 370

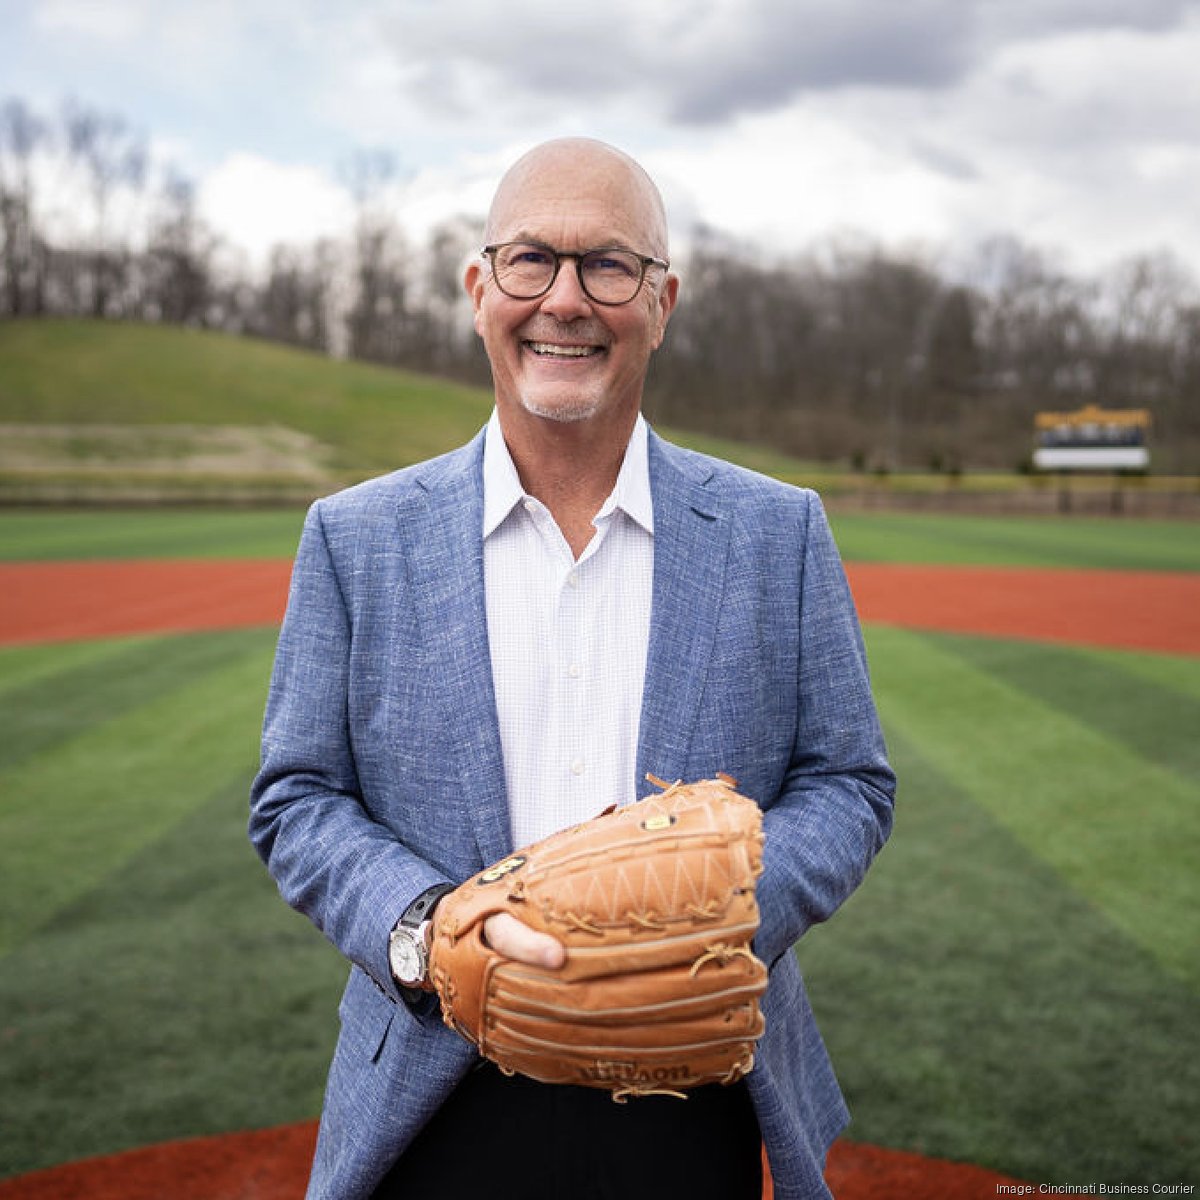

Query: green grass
795 627 1200 1184
0 318 819 491
0 319 494 478
0 777 343 1171
3 317 1197 1185
799 720 1200 1183
3 501 1200 573
0 632 277 953
862 627 1199 987
0 629 345 1175
11 318 1196 516
827 511 1200 572
0 509 305 561
1 512 1198 1183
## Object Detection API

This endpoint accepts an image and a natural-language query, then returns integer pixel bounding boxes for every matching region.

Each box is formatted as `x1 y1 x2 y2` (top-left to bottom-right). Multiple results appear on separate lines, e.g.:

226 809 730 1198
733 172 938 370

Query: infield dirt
2 558 1197 654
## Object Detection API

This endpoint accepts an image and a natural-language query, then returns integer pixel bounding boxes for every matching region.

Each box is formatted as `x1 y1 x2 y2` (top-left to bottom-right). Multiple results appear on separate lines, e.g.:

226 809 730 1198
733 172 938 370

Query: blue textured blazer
250 425 895 1200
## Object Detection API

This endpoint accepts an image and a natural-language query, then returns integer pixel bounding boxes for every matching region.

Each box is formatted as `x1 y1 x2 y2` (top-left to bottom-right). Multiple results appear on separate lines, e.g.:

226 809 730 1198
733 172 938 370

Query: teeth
528 342 599 358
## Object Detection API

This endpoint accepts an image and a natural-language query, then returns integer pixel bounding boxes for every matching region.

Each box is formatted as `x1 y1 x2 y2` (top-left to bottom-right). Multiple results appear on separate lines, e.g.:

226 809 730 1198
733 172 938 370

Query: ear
650 271 680 350
464 258 487 334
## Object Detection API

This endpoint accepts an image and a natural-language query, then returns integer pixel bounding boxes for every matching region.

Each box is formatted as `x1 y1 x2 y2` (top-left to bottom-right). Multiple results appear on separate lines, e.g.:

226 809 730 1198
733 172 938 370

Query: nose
538 256 593 321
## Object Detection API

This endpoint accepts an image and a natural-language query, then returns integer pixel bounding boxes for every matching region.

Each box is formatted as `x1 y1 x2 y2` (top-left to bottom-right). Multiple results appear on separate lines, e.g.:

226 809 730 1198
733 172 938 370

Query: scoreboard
1033 404 1151 471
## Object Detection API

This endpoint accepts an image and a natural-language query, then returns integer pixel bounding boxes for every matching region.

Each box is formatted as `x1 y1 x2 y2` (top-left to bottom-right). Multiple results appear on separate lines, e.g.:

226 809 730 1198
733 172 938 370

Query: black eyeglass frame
481 240 670 306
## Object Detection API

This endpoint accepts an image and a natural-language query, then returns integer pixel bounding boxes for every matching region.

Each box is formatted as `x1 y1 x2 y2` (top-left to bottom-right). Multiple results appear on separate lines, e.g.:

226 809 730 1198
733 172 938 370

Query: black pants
372 1062 763 1200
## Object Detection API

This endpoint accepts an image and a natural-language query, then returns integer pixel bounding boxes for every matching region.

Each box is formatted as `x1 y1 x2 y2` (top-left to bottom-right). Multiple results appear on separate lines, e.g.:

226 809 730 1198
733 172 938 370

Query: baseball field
0 505 1196 1199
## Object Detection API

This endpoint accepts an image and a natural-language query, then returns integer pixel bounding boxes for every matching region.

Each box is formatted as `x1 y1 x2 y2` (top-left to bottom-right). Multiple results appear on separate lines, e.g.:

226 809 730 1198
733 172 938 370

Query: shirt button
567 664 581 679
570 758 585 776
567 570 579 588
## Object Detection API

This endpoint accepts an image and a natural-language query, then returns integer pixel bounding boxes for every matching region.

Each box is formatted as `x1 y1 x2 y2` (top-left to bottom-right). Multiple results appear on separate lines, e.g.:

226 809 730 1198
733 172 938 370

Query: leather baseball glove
429 773 768 1101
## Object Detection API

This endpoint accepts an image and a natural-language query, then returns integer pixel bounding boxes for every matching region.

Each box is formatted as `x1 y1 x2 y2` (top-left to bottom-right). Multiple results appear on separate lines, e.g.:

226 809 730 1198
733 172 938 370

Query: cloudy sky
4 0 1200 280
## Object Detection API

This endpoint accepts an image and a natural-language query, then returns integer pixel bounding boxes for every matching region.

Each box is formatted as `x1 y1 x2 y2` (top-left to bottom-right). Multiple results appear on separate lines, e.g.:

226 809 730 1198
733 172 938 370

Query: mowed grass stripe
0 637 143 694
0 509 306 562
4 497 1200 573
830 511 1200 572
0 637 276 955
0 775 343 1179
0 629 277 773
864 626 1200 988
799 726 1200 1183
1111 648 1200 702
919 633 1200 783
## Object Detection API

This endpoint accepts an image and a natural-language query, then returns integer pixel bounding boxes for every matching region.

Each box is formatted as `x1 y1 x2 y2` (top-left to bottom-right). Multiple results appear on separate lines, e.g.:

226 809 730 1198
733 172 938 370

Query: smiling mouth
524 341 604 359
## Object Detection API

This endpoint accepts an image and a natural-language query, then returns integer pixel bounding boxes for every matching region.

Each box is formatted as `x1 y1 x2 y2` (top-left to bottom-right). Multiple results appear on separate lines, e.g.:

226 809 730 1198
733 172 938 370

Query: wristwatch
388 884 454 989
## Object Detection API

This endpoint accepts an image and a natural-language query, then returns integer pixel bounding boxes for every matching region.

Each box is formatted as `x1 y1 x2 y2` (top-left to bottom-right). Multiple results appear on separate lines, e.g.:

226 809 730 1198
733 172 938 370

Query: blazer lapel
402 432 512 868
636 431 731 795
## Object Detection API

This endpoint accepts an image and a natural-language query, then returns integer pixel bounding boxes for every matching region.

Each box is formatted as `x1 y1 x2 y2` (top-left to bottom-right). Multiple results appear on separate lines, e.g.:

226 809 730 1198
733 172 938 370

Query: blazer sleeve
754 491 896 968
249 500 450 1002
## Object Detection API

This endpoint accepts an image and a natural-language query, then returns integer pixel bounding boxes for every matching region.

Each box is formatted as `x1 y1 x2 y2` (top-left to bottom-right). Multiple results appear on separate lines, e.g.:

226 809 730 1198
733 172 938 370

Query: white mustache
519 320 610 347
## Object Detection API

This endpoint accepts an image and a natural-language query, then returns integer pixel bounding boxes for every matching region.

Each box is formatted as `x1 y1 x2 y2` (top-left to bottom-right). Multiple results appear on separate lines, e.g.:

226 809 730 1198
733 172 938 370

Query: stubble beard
517 390 605 424
511 317 614 424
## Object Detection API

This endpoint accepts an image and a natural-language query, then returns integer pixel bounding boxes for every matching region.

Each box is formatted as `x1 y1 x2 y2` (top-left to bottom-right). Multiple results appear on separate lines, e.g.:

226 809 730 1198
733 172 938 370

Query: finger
484 913 566 969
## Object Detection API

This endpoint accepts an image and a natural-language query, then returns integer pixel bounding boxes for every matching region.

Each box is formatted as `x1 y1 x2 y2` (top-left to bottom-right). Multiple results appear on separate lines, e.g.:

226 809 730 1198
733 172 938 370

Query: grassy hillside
0 318 824 495
0 319 494 482
3 319 1197 515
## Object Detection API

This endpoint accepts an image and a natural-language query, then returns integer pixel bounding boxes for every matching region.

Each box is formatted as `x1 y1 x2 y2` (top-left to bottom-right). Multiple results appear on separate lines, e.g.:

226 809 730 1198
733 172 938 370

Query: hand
483 912 565 970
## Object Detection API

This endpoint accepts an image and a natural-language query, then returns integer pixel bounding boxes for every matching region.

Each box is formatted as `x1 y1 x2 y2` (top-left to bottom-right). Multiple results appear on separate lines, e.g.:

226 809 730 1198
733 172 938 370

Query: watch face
389 931 423 984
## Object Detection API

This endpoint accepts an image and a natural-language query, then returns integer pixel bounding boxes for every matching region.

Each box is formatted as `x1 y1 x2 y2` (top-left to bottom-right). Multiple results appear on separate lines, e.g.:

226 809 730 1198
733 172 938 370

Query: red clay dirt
0 559 293 645
1 558 1198 654
847 562 1200 655
1 555 1190 1198
0 1121 1061 1200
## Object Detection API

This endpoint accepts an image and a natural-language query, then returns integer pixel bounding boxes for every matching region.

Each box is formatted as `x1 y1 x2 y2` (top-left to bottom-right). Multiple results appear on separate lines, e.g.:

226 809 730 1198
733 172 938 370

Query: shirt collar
597 414 653 534
482 409 653 539
482 410 527 538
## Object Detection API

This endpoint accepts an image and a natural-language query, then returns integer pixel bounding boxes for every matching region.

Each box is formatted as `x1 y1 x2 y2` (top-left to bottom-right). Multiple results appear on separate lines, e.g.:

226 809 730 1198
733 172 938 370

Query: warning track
1 558 1197 654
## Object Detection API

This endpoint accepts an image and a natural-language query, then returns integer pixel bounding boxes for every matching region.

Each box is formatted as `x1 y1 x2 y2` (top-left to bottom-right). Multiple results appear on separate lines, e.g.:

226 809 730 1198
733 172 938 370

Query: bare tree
1095 251 1198 473
61 99 147 316
341 149 413 363
140 169 214 325
3 92 1198 473
254 243 337 350
0 97 48 315
418 214 485 377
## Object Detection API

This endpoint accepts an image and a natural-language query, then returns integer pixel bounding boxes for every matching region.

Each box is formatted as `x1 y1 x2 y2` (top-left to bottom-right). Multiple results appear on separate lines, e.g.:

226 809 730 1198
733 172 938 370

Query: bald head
465 135 680 437
485 138 670 261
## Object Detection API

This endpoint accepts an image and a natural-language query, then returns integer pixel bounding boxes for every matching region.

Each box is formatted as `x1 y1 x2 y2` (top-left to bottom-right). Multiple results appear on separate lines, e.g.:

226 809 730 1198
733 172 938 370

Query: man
250 138 895 1200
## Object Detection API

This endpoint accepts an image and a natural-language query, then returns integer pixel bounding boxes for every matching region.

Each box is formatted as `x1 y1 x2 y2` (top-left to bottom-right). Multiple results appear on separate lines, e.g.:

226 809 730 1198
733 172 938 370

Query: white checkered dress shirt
482 410 654 849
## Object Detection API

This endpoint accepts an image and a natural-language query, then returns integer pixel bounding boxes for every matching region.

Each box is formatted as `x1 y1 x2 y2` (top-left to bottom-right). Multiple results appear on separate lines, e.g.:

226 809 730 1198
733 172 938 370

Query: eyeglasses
481 241 669 306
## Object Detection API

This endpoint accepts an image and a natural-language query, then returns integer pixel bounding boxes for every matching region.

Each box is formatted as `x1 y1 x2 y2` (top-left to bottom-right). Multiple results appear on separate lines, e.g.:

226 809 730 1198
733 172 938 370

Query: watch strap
398 883 454 931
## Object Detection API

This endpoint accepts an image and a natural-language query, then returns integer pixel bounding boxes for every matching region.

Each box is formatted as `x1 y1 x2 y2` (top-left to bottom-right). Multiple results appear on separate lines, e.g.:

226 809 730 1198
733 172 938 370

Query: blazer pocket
338 966 398 1064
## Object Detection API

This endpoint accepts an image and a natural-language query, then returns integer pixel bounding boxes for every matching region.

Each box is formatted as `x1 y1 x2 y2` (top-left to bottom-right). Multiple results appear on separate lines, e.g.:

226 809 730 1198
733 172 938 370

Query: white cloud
32 0 148 40
628 6 1200 277
197 154 355 268
918 13 1200 272
9 0 1200 282
374 0 1197 127
310 0 1199 280
644 109 959 258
